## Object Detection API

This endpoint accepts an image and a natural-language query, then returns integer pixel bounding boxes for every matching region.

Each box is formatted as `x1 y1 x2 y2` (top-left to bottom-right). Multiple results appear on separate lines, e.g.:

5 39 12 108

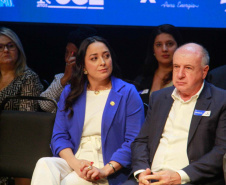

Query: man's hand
144 170 181 185
138 168 152 185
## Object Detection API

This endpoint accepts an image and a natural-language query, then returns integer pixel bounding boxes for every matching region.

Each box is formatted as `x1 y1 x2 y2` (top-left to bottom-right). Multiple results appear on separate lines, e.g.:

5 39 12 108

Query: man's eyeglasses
0 42 17 52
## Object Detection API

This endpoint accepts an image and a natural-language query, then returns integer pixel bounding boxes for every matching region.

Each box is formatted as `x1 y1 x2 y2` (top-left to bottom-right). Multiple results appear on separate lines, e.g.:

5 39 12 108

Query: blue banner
0 0 226 28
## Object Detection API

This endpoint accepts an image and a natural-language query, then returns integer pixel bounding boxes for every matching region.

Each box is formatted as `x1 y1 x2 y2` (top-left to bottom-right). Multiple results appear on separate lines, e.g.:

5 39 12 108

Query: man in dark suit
123 43 226 185
207 65 226 90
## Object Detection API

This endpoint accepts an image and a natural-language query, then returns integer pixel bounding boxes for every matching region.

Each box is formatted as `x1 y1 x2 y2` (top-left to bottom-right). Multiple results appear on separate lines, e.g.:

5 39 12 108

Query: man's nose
177 68 185 78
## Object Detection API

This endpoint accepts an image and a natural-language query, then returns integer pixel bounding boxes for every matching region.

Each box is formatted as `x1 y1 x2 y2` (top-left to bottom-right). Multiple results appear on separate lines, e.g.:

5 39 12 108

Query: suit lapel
188 82 212 145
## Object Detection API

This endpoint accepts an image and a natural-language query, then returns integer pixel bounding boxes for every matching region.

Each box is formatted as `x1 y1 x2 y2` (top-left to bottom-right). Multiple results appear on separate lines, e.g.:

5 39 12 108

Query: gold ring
87 165 92 170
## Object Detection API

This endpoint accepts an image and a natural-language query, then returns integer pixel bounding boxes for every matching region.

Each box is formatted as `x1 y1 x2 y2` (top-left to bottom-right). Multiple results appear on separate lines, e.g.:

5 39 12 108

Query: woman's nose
100 58 106 65
163 44 168 51
3 45 9 52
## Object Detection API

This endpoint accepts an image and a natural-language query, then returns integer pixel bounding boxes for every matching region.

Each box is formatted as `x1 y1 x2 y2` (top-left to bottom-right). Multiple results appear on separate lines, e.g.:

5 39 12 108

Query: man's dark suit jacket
207 65 226 90
127 82 226 185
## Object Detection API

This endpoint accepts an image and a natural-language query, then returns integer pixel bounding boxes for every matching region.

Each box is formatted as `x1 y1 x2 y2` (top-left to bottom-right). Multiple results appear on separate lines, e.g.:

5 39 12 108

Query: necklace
94 90 101 95
87 84 112 95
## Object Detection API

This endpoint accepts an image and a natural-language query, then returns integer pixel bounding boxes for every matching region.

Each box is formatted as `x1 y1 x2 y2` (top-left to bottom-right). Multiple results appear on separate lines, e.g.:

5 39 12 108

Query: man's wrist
134 169 145 182
177 170 190 184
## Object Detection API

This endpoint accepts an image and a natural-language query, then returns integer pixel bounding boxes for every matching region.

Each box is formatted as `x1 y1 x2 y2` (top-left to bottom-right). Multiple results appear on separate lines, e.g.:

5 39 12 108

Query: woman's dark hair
64 36 120 118
143 24 183 83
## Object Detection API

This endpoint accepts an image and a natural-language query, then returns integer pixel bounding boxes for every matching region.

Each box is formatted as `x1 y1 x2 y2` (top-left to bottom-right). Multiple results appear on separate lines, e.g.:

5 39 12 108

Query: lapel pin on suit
110 101 115 106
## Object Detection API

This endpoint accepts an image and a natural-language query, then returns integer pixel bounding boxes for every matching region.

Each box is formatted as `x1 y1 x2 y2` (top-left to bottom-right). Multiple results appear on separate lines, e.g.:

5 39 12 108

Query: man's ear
203 65 209 79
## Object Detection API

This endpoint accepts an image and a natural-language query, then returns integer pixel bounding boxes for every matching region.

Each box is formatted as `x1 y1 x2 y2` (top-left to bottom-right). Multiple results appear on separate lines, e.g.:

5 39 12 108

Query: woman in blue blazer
31 36 144 185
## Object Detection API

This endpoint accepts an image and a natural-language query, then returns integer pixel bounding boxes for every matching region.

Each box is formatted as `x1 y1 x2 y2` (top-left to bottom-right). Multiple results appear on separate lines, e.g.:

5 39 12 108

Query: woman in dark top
134 24 183 105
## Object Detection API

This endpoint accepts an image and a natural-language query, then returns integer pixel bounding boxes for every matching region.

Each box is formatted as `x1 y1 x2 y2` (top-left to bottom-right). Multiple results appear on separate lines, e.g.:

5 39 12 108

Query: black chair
0 96 57 178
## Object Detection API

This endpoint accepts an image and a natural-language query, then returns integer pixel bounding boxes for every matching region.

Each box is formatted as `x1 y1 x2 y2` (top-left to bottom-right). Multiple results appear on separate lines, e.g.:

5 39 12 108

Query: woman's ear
84 69 88 75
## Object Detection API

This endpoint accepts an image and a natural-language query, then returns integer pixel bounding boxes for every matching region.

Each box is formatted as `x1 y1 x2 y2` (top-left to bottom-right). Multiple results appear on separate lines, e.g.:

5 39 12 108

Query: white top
82 89 110 137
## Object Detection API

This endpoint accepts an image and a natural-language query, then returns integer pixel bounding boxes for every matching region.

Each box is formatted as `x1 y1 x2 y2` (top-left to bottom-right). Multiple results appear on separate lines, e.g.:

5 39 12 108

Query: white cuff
177 170 190 184
134 169 145 182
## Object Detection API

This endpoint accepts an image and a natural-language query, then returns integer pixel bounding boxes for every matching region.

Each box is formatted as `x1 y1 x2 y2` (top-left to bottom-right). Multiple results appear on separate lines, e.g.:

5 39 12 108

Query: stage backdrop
1 0 226 28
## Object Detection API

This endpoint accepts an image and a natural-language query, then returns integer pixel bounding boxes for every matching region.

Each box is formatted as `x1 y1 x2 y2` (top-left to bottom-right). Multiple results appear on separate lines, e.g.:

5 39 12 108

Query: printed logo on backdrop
140 0 156 3
37 0 104 9
140 0 199 10
220 0 226 12
0 0 14 7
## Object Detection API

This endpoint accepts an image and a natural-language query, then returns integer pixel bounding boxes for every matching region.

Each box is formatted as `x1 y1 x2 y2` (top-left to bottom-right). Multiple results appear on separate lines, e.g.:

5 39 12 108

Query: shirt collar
172 82 204 103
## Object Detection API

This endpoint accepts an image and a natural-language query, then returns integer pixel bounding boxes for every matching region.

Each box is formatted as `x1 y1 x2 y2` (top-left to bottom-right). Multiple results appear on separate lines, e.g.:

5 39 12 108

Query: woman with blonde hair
0 27 43 111
0 27 43 185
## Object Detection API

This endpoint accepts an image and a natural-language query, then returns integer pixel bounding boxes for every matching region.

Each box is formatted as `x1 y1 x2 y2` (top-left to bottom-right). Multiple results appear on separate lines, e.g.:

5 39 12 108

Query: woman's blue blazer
51 76 145 185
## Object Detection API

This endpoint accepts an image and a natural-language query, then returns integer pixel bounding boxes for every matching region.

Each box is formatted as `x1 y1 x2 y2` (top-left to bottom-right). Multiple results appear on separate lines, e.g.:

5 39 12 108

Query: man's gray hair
201 46 210 66
176 42 210 66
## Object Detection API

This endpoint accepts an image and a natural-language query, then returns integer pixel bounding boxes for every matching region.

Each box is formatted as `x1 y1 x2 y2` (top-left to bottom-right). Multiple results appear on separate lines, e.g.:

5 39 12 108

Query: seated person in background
0 27 43 184
39 26 97 112
0 27 43 111
207 64 226 90
134 24 183 105
123 43 226 185
31 36 145 185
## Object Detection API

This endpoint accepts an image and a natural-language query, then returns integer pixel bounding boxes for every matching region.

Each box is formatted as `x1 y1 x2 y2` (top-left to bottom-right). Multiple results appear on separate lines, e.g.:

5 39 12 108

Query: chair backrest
0 96 57 178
